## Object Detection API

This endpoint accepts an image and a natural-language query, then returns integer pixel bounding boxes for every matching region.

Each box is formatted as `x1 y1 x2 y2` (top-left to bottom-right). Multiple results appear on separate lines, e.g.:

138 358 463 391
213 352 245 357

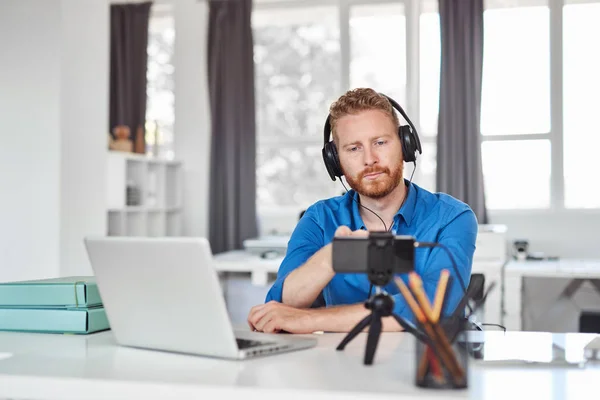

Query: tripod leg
337 314 372 351
364 310 382 365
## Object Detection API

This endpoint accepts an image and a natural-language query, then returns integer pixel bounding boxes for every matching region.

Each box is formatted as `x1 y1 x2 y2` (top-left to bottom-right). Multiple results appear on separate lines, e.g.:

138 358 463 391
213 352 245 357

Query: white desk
0 330 599 400
213 250 282 286
213 251 504 326
503 259 600 331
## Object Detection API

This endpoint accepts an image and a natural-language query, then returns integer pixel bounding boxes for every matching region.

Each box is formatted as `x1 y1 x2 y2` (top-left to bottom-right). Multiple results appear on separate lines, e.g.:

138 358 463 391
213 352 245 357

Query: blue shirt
265 180 478 325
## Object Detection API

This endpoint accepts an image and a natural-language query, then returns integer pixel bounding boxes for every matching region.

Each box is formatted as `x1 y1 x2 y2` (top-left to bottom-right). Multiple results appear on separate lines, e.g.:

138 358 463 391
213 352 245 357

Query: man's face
335 109 404 199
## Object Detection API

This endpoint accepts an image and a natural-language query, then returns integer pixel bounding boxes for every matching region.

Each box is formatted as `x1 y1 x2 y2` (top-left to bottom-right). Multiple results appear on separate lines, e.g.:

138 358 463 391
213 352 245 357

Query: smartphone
332 233 415 274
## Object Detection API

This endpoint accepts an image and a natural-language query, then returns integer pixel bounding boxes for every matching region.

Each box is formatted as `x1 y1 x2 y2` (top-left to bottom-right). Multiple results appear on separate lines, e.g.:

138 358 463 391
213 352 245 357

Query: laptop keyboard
236 338 274 349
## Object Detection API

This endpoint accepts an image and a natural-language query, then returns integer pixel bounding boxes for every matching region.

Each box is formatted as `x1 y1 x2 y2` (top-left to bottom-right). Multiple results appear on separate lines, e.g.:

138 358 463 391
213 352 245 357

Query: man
248 88 477 334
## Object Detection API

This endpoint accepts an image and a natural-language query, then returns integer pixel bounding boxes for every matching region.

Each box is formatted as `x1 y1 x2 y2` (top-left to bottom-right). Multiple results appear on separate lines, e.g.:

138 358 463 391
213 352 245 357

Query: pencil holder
414 328 468 389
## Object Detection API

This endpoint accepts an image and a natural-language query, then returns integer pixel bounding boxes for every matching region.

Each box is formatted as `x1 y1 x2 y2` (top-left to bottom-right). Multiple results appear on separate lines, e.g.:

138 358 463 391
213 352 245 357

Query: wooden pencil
432 269 450 321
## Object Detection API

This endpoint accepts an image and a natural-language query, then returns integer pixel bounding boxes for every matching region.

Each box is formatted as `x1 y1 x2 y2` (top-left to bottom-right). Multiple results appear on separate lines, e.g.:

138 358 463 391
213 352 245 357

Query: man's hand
334 226 369 238
247 301 315 334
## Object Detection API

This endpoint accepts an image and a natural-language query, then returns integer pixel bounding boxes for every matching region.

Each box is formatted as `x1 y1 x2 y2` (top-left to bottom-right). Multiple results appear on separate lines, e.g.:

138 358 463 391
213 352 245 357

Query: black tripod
333 232 425 365
336 288 424 365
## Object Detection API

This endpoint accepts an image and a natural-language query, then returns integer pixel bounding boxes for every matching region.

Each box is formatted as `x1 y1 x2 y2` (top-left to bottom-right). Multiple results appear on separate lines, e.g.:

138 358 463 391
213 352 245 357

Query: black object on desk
333 232 424 365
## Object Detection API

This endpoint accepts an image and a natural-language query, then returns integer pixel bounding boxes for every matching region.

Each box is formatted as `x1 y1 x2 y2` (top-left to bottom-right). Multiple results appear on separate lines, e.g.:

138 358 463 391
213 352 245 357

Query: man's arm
265 202 367 309
264 206 326 307
389 208 478 323
248 301 404 334
282 226 367 308
422 208 478 318
281 243 335 308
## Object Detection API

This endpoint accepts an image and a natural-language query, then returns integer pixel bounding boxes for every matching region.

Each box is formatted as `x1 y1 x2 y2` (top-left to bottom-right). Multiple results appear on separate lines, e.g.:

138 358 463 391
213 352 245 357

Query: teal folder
0 306 110 334
0 276 102 308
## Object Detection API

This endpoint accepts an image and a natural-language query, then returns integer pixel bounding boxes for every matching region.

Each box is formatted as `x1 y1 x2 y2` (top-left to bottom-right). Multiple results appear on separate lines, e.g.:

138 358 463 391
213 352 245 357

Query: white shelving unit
106 151 183 237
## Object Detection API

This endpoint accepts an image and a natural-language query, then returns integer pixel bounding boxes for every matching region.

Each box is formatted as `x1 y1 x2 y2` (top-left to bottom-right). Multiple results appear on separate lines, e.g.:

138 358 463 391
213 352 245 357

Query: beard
344 162 404 199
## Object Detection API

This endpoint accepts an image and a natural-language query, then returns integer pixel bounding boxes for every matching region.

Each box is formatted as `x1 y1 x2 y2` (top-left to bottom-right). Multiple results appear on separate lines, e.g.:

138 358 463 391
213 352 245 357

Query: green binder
0 306 110 334
0 276 102 308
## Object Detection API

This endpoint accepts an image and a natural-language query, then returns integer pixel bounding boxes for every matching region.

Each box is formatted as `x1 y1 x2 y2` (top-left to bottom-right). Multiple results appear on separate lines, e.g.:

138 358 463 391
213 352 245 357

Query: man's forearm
282 244 335 308
309 304 404 333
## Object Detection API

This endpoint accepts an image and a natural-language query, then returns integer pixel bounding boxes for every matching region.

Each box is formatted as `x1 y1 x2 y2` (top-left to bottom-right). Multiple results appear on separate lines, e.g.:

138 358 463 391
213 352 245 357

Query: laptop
83 236 317 360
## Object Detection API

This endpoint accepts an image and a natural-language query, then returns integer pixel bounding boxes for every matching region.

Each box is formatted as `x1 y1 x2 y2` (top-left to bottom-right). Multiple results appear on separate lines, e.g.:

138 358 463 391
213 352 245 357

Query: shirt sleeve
391 207 478 324
264 205 324 303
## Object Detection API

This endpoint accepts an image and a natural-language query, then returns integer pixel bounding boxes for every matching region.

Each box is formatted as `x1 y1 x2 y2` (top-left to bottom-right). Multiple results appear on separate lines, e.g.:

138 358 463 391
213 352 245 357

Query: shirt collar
397 179 418 226
349 179 418 230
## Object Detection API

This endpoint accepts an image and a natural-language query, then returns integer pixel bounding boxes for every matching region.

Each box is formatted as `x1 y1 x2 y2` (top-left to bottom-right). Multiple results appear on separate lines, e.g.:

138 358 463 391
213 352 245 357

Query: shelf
106 151 183 237
166 210 182 237
148 212 166 237
109 150 181 165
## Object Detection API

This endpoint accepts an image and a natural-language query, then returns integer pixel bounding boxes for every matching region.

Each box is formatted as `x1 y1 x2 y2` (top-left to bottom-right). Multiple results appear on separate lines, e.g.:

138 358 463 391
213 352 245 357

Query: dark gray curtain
208 0 258 254
436 0 488 223
109 1 152 154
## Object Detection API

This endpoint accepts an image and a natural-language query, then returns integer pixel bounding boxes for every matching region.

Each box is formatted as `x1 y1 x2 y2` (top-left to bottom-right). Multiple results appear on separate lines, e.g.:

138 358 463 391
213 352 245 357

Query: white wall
60 0 109 277
0 0 108 283
173 0 212 240
0 1 63 282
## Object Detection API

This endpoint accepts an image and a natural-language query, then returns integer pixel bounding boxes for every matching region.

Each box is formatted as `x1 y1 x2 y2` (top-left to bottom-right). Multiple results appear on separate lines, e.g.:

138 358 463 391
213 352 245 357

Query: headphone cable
339 160 417 233
340 179 388 232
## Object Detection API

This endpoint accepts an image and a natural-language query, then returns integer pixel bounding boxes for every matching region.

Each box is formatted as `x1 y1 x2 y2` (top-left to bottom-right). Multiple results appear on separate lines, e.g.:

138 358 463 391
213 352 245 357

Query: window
255 0 600 215
254 1 427 216
253 6 341 209
482 140 551 209
418 0 440 193
480 0 551 209
419 3 440 137
349 3 407 105
145 6 175 160
478 0 600 210
481 2 550 136
563 0 600 208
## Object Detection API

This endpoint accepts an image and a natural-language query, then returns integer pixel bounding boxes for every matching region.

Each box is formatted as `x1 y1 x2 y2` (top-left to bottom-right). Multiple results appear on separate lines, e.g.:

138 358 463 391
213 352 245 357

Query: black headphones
321 93 422 181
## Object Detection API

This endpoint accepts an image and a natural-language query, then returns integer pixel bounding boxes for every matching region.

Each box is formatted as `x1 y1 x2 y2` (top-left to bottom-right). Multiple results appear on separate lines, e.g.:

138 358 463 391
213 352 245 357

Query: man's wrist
303 304 369 333
304 307 329 333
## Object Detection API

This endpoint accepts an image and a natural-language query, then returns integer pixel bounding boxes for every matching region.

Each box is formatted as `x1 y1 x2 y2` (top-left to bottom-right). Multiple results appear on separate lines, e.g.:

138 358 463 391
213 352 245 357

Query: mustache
359 166 389 179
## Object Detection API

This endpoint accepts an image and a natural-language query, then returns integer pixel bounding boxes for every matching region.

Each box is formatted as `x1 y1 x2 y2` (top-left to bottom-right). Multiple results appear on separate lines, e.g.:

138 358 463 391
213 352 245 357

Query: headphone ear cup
322 141 343 181
399 125 416 163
